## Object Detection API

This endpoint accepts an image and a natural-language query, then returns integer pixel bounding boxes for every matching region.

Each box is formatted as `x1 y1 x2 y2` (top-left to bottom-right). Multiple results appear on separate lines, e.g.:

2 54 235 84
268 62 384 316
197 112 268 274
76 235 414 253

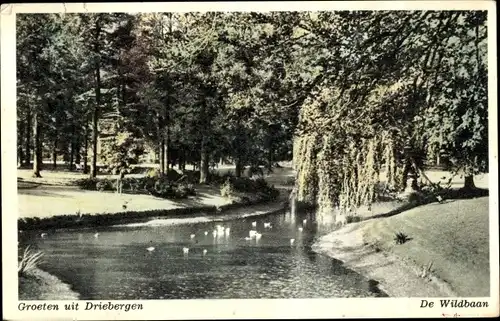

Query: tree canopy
17 11 488 211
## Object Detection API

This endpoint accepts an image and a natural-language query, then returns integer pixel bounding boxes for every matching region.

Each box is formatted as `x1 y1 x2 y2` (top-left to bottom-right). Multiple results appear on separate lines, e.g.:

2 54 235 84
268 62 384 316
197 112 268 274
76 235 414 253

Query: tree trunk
235 158 242 178
18 120 24 167
83 123 89 174
164 101 170 171
90 19 101 179
164 141 169 171
32 109 42 178
180 149 186 171
90 93 99 178
160 138 166 175
267 147 273 173
52 134 57 169
464 175 475 190
24 109 32 166
75 135 81 165
69 141 75 171
199 138 209 184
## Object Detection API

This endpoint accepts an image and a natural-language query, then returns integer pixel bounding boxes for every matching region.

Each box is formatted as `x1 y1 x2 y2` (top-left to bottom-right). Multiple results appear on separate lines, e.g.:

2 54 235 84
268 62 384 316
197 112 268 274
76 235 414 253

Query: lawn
17 163 294 218
360 196 490 296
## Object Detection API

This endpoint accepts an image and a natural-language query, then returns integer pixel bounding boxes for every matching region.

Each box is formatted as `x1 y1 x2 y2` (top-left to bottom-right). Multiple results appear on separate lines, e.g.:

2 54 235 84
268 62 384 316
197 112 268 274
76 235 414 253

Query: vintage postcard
2 1 498 319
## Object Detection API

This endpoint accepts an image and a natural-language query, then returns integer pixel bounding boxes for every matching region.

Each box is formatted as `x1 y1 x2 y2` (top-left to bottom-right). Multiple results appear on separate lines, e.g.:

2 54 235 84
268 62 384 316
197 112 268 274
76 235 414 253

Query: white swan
303 219 307 224
183 247 189 254
94 233 99 238
190 234 195 239
204 231 208 236
290 239 295 245
40 233 47 238
251 221 257 227
146 246 155 252
203 249 208 255
298 227 303 232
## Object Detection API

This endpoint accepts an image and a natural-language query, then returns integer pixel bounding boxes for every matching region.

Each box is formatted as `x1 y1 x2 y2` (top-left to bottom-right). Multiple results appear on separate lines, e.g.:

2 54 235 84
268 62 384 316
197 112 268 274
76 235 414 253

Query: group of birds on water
39 217 310 256
145 218 309 254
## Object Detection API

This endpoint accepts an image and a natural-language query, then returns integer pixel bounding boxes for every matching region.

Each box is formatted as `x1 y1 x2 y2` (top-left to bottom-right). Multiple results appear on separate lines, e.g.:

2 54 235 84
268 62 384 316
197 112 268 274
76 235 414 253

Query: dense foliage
17 11 488 214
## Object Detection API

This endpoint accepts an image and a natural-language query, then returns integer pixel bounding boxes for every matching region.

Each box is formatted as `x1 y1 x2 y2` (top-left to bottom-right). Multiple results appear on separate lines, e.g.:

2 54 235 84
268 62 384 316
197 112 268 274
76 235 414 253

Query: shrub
407 191 425 203
253 177 269 190
346 215 362 223
166 169 183 182
220 178 235 198
141 177 156 192
18 245 44 276
208 171 231 185
152 179 176 198
75 178 99 190
394 231 410 245
146 168 161 178
123 177 142 192
244 165 264 178
183 170 201 184
96 179 113 192
178 183 196 196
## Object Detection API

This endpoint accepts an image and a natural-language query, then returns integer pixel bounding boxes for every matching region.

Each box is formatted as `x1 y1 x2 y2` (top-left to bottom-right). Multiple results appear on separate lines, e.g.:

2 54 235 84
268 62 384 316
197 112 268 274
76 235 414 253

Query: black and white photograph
2 1 498 319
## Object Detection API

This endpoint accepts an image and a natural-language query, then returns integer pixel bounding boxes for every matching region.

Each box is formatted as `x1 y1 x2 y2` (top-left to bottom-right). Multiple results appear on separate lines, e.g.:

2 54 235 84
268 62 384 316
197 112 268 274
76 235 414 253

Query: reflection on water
19 209 386 299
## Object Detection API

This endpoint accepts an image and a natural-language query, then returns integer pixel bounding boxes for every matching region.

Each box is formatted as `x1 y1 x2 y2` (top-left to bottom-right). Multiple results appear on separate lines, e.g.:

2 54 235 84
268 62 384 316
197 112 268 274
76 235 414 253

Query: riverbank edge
19 267 80 300
18 189 291 231
18 196 291 300
311 220 458 298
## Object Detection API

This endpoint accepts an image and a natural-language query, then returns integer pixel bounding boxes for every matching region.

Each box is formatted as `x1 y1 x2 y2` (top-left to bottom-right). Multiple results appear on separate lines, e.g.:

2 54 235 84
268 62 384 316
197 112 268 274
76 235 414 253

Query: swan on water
204 231 208 236
251 221 257 227
190 234 196 239
147 246 155 252
94 233 99 238
203 249 208 255
183 247 189 254
40 233 47 238
303 219 307 224
290 239 295 245
298 227 303 232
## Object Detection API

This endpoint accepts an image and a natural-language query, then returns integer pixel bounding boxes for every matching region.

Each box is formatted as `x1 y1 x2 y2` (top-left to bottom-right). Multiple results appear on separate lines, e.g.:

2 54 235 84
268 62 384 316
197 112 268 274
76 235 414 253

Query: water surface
20 210 386 299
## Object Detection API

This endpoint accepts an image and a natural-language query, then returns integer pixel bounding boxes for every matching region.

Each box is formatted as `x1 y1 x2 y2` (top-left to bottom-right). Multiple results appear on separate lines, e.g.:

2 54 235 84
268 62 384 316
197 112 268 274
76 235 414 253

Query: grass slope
360 196 489 296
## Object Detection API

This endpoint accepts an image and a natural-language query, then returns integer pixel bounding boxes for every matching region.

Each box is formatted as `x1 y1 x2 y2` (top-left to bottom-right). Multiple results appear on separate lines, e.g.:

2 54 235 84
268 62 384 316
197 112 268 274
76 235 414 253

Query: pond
19 209 387 299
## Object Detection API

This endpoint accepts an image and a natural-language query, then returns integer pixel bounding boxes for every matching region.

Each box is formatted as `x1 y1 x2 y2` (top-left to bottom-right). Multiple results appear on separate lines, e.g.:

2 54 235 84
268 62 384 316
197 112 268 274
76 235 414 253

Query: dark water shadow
17 188 73 198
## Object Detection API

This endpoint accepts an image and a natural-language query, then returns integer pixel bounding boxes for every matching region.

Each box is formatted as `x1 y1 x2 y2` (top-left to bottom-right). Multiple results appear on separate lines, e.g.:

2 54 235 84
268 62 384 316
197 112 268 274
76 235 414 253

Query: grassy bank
313 196 490 297
18 190 288 231
19 268 80 300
